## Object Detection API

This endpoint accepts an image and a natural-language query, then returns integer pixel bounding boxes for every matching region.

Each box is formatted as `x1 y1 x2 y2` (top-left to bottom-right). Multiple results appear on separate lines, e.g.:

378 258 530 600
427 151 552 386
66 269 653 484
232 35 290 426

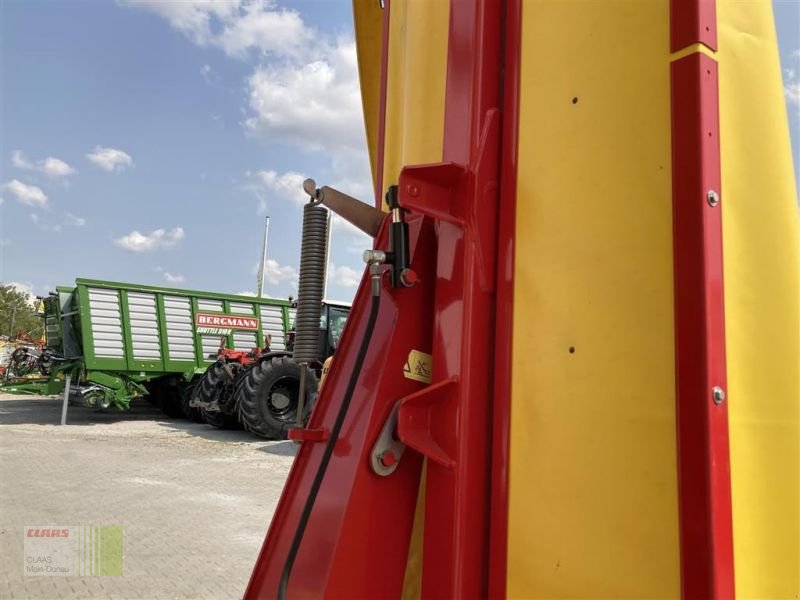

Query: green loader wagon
1 278 295 415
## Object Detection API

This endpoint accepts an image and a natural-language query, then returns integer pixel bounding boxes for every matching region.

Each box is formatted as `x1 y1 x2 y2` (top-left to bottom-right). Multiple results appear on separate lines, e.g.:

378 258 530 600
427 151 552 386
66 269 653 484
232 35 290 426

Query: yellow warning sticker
403 349 432 384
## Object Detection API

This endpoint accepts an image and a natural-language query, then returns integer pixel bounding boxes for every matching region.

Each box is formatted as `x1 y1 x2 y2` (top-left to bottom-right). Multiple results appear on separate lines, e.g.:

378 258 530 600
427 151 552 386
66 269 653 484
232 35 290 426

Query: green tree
0 284 44 340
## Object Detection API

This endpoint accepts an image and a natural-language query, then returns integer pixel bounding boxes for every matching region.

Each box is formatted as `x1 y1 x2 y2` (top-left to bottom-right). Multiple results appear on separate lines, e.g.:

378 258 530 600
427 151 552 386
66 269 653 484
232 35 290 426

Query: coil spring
293 202 330 364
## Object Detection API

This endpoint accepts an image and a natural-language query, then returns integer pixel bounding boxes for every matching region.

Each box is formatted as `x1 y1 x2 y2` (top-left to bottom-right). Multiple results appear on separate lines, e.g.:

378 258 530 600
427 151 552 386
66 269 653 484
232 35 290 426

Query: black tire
202 409 240 429
237 356 318 439
180 379 205 423
156 379 184 418
195 361 241 429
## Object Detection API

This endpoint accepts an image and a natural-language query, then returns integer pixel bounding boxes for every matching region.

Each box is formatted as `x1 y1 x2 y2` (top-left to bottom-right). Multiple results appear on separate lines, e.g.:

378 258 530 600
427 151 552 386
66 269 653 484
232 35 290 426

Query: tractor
190 300 350 439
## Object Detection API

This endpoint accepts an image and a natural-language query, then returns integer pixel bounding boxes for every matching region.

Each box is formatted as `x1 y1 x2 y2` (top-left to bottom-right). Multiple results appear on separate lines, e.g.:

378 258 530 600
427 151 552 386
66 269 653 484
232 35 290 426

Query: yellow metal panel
507 1 680 597
717 1 800 597
352 0 383 184
379 0 449 205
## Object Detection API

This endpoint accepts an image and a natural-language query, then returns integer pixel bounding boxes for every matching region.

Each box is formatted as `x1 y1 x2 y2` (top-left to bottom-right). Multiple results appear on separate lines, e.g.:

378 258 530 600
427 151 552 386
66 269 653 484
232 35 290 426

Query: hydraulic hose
278 290 382 600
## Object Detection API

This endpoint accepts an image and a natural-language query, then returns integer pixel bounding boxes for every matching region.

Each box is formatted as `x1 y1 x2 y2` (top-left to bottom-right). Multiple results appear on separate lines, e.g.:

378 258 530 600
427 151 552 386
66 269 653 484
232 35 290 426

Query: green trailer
1 278 296 413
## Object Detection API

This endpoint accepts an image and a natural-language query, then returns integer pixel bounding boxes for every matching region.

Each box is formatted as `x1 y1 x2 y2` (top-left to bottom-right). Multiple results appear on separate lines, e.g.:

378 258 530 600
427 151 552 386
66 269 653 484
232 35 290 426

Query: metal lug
370 401 406 477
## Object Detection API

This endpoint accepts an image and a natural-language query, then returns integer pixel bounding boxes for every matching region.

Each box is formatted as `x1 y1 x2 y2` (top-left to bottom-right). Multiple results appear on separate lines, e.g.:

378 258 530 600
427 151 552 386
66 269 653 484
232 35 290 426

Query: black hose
278 292 381 599
294 202 329 364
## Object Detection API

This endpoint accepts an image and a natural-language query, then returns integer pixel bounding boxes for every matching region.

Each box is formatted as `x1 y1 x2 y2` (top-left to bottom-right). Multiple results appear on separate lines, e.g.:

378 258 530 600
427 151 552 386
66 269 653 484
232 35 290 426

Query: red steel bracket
399 162 467 226
397 376 459 468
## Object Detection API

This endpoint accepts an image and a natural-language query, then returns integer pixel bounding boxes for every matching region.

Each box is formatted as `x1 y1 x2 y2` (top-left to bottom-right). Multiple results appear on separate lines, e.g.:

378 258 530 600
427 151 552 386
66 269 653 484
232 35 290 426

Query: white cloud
11 150 33 169
785 82 800 108
66 213 87 227
115 227 184 252
215 3 309 59
0 239 11 247
163 271 185 284
122 1 240 46
86 146 134 172
123 0 309 59
261 258 298 286
257 170 307 205
0 196 4 206
3 179 48 208
11 150 76 178
244 40 364 153
785 59 800 109
328 263 361 288
40 157 76 178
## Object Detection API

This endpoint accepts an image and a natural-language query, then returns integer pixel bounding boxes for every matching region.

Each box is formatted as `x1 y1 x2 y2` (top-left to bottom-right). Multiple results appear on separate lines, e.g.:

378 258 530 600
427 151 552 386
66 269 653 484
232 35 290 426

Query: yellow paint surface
507 1 680 597
717 1 800 597
352 0 383 184
380 0 449 206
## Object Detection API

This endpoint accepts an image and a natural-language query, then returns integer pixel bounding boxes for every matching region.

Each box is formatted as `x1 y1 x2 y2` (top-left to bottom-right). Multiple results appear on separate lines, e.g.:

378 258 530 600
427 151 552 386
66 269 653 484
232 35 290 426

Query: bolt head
707 190 720 207
400 268 419 287
380 450 397 467
712 386 726 404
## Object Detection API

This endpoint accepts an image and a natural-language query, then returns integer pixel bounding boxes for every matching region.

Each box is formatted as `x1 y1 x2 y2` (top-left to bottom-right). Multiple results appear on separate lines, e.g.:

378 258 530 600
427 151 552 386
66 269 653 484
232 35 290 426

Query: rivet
406 184 420 197
707 190 720 207
712 386 725 404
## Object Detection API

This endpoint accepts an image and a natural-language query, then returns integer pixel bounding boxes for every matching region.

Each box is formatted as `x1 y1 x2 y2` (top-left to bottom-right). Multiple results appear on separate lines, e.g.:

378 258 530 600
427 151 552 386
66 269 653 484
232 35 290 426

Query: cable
278 292 382 599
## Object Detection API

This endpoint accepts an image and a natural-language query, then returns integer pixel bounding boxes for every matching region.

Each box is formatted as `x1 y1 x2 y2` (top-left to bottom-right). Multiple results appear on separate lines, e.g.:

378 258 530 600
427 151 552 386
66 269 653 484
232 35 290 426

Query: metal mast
256 216 270 297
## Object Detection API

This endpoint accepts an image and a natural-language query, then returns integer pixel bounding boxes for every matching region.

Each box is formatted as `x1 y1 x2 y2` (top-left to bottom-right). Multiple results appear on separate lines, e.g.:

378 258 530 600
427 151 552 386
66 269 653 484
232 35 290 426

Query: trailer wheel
153 379 184 418
237 356 318 439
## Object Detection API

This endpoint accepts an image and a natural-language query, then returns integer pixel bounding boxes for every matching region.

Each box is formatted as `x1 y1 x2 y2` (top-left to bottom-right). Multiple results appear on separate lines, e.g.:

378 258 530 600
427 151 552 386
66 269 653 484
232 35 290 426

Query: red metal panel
394 1 504 597
488 0 522 597
670 52 735 599
671 0 717 52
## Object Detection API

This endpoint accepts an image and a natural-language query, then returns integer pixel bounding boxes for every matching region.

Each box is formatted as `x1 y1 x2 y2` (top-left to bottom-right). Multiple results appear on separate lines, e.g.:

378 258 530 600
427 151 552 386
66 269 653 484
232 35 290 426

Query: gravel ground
0 394 296 599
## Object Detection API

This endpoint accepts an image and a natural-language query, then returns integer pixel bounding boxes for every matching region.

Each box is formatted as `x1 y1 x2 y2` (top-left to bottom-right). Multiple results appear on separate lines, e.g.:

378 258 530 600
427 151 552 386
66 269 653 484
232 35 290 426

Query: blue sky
1 1 798 304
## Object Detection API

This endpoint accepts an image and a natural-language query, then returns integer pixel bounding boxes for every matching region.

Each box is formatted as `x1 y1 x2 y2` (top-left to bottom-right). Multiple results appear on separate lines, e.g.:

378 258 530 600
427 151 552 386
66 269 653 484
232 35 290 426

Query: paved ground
0 394 296 599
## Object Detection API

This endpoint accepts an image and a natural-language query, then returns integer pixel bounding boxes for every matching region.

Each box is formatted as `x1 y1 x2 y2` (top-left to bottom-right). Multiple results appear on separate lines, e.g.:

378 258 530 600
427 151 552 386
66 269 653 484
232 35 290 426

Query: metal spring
293 202 330 364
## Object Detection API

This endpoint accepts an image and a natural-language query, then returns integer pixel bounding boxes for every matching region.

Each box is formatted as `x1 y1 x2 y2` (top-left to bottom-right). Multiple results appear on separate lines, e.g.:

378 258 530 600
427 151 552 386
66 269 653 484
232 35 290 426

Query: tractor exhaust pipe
302 179 387 238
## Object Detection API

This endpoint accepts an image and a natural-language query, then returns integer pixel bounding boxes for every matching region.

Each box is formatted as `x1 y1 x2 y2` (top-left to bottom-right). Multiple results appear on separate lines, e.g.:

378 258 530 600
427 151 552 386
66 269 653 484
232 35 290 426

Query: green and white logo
24 526 123 576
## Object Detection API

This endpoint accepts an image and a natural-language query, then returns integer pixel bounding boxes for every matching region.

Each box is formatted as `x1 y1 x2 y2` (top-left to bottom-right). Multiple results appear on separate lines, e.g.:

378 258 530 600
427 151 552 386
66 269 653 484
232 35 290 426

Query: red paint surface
488 1 522 597
670 52 735 599
671 0 717 52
